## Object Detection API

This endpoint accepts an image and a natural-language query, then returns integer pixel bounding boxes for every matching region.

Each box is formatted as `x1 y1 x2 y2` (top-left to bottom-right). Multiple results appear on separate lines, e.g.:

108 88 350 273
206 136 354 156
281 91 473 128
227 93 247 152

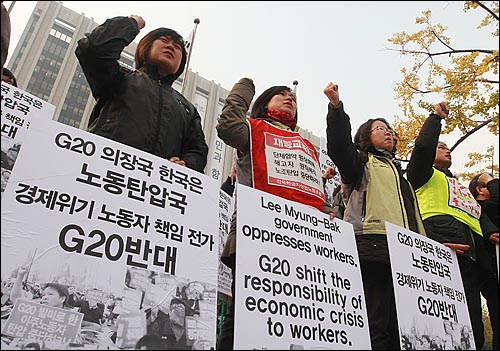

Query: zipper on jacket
154 80 162 154
361 191 366 222
391 162 408 228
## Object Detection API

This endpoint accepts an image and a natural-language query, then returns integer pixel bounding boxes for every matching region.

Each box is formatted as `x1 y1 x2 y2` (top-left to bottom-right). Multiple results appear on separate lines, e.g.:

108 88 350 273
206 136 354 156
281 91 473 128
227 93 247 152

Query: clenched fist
129 15 145 30
324 82 340 108
434 102 449 119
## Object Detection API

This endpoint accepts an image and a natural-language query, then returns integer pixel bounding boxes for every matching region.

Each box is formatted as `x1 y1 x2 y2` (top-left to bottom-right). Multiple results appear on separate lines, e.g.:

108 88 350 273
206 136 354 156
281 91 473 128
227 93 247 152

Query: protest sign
319 137 339 205
233 184 370 349
1 82 55 197
218 189 234 296
115 312 147 349
1 118 219 349
207 103 226 182
385 222 475 350
2 299 83 344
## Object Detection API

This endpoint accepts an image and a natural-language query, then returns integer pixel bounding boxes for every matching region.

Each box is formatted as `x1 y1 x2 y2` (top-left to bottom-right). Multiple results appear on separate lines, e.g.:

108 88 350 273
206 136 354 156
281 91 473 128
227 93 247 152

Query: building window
58 63 92 128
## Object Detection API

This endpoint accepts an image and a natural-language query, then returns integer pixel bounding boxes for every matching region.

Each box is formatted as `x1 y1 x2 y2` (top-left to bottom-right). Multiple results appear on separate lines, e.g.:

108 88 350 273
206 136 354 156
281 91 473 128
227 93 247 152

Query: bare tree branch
479 79 499 84
404 77 498 95
387 48 494 56
405 81 452 94
472 1 499 21
430 28 454 51
450 118 494 152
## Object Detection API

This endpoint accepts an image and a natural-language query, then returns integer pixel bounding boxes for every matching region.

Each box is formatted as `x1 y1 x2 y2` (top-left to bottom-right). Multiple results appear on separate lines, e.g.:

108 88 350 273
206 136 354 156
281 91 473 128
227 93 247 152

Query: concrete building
7 1 320 183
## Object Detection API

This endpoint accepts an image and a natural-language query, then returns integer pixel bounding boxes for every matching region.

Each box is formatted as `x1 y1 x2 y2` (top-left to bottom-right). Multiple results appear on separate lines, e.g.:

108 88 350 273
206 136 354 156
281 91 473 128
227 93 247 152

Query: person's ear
476 185 487 197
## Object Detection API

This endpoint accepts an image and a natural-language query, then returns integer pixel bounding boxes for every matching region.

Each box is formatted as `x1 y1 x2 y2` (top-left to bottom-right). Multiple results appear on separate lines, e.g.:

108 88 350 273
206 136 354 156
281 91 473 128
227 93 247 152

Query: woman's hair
468 173 482 199
43 283 69 306
353 117 396 153
250 85 298 120
134 27 187 79
2 68 17 87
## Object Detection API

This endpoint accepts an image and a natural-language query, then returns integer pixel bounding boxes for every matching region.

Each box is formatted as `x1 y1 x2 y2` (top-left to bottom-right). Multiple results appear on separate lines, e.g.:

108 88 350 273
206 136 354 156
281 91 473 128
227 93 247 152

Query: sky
4 1 499 174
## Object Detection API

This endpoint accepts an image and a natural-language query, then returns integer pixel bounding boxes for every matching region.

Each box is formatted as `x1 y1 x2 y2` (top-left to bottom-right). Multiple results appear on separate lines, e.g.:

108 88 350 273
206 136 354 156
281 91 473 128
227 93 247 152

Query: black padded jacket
76 16 208 172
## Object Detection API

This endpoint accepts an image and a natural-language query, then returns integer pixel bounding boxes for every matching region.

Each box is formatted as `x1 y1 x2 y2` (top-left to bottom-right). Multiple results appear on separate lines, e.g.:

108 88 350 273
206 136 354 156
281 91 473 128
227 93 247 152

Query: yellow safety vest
415 168 482 236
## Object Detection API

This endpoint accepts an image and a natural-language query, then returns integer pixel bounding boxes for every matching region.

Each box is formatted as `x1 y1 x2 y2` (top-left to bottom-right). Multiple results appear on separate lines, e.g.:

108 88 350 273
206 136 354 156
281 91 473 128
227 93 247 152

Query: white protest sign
115 312 148 349
319 137 339 205
385 222 475 350
218 189 234 296
207 103 226 182
234 185 370 349
1 82 55 197
3 298 84 343
1 118 219 349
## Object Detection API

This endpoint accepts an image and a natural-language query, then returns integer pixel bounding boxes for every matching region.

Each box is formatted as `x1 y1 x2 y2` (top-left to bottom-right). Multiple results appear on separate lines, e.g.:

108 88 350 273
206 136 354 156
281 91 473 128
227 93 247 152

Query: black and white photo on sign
1 117 219 350
0 137 20 172
1 137 19 195
319 137 339 206
385 222 475 350
218 189 234 297
1 82 55 198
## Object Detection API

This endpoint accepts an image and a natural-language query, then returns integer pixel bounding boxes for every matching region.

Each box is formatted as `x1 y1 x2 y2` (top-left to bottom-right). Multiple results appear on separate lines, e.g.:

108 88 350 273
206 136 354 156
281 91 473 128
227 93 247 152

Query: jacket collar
366 146 394 159
140 64 177 86
434 166 455 178
367 146 403 172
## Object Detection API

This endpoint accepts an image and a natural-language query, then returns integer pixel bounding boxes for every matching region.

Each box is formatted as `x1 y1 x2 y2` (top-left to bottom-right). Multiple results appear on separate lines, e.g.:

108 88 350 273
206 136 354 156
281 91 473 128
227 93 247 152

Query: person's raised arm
10 266 28 305
324 82 362 185
216 78 255 152
407 102 449 189
75 15 144 99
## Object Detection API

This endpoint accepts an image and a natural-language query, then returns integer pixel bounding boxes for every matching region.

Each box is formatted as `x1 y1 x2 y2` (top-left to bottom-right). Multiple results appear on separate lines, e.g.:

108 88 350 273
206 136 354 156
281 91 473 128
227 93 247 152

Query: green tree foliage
388 1 499 168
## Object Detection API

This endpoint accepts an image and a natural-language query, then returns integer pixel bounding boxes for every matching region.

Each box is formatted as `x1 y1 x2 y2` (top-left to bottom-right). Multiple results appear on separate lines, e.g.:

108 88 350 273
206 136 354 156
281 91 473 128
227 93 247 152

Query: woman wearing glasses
323 82 426 350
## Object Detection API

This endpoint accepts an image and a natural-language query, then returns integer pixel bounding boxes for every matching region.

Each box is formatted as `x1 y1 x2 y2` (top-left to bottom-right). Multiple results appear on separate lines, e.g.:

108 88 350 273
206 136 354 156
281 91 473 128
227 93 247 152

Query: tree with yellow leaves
388 1 498 179
456 145 499 179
